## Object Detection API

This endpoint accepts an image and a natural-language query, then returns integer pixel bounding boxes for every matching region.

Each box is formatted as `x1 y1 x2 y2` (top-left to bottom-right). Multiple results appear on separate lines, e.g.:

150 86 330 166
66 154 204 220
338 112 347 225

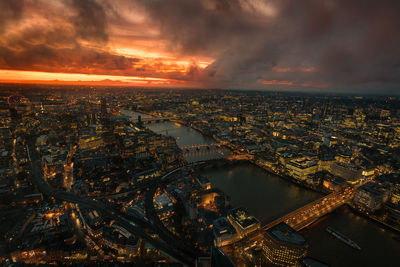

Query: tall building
101 97 107 118
210 246 235 267
9 107 20 123
138 115 142 127
263 222 308 266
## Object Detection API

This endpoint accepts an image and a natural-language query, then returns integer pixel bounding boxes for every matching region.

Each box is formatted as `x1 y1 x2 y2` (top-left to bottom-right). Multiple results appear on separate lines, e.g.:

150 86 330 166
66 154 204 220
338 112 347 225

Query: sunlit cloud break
0 0 399 93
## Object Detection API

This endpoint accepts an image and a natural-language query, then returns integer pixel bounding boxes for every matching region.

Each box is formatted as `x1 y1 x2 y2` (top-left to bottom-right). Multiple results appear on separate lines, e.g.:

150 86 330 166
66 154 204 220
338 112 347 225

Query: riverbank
251 159 328 194
179 121 326 195
348 204 400 234
180 121 328 195
197 161 322 224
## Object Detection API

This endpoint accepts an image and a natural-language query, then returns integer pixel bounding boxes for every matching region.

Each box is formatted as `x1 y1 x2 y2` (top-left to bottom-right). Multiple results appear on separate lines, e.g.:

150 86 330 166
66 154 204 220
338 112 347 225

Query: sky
0 0 399 93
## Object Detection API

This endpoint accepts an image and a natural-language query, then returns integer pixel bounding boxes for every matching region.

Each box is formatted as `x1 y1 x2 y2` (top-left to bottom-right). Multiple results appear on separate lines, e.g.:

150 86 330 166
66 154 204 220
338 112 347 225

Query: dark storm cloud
0 0 197 81
0 42 141 75
0 0 25 32
0 0 133 76
141 0 263 56
0 0 111 69
70 0 109 42
0 0 400 92
139 0 400 92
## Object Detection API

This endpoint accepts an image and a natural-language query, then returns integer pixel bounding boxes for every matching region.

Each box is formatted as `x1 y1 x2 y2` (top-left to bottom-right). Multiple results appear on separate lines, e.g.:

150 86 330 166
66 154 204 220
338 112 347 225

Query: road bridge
129 117 174 124
263 186 354 231
180 143 221 150
181 143 231 163
222 186 355 251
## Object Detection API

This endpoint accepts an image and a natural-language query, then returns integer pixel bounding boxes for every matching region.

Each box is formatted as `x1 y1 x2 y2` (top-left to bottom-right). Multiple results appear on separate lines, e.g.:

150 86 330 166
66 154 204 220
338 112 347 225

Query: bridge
180 143 222 150
180 143 232 163
222 186 355 251
263 186 355 231
221 171 379 253
128 116 174 124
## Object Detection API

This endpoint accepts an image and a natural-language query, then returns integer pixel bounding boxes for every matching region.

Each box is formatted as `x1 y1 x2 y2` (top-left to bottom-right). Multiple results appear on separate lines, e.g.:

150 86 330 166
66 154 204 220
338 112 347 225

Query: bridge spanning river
138 115 400 266
130 116 174 124
182 144 231 163
222 186 355 251
180 143 222 150
263 186 355 231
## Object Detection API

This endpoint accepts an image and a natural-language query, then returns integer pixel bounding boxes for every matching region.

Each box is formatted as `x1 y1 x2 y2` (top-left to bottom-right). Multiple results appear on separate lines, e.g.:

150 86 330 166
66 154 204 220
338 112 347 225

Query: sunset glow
0 69 195 87
0 0 399 93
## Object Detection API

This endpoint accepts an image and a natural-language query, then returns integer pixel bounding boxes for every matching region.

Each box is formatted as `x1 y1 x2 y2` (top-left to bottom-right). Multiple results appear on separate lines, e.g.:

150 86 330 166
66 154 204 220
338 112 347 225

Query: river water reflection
147 121 230 162
198 164 321 224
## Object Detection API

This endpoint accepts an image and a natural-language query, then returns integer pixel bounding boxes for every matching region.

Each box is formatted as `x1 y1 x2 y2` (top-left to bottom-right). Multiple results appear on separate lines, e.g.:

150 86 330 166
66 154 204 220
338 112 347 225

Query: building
212 217 238 247
227 207 260 237
103 224 139 256
318 156 334 172
286 157 318 181
9 107 20 122
353 183 390 212
330 162 362 184
322 175 346 192
101 98 107 118
0 150 11 169
390 188 400 204
263 222 308 266
210 246 235 267
154 193 174 220
78 135 104 150
196 176 212 190
76 204 103 238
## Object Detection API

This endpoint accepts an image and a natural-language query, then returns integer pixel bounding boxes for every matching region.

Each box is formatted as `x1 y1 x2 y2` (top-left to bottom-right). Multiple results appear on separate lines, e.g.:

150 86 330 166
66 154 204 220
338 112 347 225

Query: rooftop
229 207 259 229
213 217 237 237
266 222 306 245
288 157 318 169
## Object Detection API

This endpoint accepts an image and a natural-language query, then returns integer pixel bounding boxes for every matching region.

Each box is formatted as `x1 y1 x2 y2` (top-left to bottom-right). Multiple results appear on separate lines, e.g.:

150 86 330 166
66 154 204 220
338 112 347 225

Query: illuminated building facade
286 157 318 181
263 222 308 266
212 217 238 247
353 182 390 212
227 207 260 238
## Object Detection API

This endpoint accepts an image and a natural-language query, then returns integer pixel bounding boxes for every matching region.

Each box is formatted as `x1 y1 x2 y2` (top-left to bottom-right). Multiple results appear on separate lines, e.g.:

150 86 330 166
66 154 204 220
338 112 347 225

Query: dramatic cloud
138 0 400 92
0 0 24 33
0 0 399 93
71 0 109 42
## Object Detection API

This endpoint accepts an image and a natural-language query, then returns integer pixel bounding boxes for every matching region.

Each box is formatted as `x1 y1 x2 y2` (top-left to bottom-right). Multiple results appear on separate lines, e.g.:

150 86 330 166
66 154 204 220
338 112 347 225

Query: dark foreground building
263 222 308 266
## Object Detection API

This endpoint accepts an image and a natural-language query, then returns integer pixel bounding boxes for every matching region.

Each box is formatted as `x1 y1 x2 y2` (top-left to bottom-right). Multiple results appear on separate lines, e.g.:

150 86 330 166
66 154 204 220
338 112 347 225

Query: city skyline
0 1 400 265
0 0 400 94
0 88 399 265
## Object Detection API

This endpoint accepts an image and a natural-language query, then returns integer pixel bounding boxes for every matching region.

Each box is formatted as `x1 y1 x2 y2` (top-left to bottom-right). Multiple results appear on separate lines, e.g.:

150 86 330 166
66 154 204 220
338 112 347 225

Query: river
146 121 231 162
124 111 400 266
